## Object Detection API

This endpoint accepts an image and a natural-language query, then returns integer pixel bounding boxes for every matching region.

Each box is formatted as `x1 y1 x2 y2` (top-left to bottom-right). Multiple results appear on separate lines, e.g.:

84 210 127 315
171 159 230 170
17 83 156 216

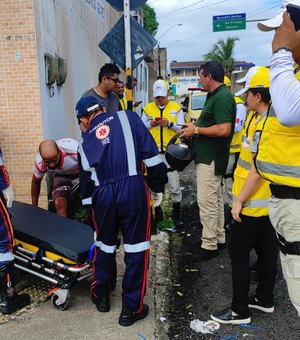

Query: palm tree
204 37 239 76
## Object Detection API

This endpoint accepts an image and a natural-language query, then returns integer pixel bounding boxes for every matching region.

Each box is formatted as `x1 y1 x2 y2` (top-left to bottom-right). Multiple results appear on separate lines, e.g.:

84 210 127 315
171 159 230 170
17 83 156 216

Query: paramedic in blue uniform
75 96 168 327
0 147 30 314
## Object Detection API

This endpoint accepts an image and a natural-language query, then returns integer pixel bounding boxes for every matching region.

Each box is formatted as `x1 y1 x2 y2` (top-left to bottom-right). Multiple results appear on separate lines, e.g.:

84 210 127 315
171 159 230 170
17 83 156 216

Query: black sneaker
0 292 30 314
92 294 110 312
191 248 219 262
248 296 274 313
211 307 251 325
119 303 149 327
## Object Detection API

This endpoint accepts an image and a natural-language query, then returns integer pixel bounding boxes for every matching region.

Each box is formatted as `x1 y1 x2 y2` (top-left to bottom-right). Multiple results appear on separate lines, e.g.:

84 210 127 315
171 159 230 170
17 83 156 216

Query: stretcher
11 201 94 310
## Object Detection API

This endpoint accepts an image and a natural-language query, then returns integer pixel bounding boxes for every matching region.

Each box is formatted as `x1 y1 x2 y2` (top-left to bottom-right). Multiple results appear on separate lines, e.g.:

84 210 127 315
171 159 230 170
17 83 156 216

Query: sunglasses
107 76 120 84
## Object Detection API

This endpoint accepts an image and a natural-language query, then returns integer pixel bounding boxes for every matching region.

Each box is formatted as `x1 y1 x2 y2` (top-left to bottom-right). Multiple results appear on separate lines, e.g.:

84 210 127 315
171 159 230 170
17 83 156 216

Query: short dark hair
200 61 224 82
98 63 120 83
249 88 271 104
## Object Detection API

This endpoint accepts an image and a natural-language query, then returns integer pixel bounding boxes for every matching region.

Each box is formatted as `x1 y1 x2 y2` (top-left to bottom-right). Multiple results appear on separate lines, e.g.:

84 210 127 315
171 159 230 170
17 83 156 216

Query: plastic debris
160 316 167 322
240 324 262 331
220 265 225 268
185 268 199 272
190 319 220 334
242 334 260 339
186 304 192 309
136 333 147 340
177 291 183 296
219 334 241 340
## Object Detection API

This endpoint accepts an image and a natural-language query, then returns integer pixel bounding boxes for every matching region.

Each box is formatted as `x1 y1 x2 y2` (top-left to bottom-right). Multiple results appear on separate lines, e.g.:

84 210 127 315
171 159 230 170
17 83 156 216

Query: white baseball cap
235 66 264 84
235 67 270 96
153 80 168 97
257 0 300 31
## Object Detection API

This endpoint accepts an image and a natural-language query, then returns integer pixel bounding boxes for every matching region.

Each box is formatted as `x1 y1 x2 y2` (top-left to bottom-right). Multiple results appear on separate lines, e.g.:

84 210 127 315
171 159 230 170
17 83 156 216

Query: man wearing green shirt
180 61 236 261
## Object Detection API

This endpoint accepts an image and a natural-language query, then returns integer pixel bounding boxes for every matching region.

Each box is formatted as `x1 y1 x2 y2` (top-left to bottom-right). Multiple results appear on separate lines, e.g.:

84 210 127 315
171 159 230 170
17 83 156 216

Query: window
175 70 180 75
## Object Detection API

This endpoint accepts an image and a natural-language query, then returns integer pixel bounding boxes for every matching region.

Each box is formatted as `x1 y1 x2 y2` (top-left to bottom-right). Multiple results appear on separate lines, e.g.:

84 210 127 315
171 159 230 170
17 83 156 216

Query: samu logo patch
96 125 110 140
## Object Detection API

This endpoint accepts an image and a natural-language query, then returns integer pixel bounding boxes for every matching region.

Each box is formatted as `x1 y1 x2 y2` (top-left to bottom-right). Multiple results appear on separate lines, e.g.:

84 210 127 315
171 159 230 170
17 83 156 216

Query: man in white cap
142 80 185 228
256 0 300 316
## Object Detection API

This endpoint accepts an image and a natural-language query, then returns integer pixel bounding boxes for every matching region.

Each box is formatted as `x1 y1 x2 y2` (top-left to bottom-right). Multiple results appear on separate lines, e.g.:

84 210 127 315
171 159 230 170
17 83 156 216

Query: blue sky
149 0 282 67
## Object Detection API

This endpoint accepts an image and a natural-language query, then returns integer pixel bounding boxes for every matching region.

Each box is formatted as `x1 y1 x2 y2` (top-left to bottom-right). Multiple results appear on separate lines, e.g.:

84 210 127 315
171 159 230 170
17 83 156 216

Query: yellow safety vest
233 109 271 217
255 68 300 187
255 109 300 187
119 97 127 110
230 96 245 153
143 101 181 152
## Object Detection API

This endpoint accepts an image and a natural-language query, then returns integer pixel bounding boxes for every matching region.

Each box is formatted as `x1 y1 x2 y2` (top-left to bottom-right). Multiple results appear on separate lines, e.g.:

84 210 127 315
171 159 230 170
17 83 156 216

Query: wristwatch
194 126 199 135
273 47 291 54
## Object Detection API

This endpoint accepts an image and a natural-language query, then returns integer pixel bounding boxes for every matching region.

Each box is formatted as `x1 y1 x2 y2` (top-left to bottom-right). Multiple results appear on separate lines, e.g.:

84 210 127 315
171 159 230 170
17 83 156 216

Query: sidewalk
0 232 171 340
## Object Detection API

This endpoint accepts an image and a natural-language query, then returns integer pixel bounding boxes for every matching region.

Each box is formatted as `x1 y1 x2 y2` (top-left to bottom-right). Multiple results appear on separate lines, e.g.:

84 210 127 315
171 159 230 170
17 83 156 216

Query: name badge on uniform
243 137 251 149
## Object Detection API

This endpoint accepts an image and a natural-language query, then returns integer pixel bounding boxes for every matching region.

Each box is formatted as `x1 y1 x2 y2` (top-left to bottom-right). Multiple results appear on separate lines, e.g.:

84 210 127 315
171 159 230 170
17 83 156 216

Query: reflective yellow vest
143 101 181 152
255 68 300 187
119 97 127 110
255 109 300 187
233 109 271 216
230 96 245 153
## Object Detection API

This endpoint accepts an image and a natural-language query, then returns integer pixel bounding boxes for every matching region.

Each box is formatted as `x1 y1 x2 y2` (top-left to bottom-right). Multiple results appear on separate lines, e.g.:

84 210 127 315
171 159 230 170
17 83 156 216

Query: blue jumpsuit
78 110 168 312
0 148 14 264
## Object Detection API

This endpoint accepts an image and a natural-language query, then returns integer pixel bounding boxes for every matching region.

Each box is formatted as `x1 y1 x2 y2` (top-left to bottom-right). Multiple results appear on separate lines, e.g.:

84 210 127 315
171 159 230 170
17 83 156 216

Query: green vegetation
142 4 159 36
204 37 240 76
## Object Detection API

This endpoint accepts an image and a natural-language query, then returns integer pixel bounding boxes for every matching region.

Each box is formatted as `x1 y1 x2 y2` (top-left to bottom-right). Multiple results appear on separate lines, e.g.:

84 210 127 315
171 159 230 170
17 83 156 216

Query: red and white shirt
33 138 79 181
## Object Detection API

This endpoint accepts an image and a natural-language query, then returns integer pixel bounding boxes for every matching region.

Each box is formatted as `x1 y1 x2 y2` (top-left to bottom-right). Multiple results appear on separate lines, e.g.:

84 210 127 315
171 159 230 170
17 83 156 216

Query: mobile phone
287 4 300 31
155 117 163 122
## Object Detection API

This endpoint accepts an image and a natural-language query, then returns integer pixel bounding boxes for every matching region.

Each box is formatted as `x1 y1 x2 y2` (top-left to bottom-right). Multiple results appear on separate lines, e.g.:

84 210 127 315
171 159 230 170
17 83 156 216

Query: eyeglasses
107 76 120 84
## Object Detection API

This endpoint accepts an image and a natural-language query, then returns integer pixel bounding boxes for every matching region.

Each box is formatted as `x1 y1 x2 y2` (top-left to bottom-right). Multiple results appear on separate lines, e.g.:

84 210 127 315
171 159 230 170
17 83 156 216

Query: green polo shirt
193 84 236 175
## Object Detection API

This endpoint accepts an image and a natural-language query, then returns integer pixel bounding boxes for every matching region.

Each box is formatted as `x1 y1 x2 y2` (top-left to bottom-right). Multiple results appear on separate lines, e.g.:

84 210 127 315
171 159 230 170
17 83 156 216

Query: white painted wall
34 0 119 140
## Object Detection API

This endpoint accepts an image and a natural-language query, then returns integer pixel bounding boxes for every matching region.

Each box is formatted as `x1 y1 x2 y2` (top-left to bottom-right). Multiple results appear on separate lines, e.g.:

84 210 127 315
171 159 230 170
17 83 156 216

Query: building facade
0 0 150 205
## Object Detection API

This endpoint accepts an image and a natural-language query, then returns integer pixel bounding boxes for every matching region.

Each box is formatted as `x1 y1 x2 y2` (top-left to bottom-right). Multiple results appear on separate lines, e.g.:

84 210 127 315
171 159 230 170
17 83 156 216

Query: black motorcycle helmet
165 134 195 172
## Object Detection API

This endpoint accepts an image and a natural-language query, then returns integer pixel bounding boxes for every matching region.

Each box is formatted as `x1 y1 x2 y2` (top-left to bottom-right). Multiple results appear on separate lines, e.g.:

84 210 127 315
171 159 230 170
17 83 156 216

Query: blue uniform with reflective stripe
0 148 14 263
78 110 167 311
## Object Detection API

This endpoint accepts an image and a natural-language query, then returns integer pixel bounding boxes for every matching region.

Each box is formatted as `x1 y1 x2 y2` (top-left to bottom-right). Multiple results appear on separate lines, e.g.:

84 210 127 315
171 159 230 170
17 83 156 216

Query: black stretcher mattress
11 201 94 263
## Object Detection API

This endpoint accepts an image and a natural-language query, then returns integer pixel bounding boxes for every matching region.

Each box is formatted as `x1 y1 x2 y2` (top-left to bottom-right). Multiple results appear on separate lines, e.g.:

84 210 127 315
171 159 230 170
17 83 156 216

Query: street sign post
213 13 246 32
105 0 147 11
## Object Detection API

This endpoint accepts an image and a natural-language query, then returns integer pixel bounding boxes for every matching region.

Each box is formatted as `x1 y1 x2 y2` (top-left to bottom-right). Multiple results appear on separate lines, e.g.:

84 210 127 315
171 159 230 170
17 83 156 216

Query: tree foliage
142 4 159 36
204 37 240 76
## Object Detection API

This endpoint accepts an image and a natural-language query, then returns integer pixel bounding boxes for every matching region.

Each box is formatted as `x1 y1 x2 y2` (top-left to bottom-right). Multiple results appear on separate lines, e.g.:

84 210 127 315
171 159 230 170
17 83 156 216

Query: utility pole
124 0 133 110
158 43 161 78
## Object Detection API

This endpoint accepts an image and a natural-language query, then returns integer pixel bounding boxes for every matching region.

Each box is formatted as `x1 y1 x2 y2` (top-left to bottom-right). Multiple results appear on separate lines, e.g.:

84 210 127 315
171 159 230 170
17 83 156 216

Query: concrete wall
34 0 119 140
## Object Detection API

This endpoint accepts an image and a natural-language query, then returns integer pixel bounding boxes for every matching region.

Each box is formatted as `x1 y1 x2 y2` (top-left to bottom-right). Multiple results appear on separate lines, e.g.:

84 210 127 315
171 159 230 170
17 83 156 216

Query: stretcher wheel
51 292 70 311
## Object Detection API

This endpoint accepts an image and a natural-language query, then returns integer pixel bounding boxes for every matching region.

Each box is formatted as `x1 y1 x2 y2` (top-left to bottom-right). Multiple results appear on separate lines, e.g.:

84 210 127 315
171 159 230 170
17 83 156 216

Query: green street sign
213 13 246 32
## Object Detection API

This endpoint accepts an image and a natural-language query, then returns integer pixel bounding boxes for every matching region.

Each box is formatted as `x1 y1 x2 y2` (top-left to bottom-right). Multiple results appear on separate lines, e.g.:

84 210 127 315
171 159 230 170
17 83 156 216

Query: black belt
270 184 300 199
277 233 300 256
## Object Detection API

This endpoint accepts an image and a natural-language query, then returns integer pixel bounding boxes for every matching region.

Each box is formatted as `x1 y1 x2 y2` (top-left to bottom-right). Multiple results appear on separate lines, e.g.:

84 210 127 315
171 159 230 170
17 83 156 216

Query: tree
142 4 159 36
204 37 240 76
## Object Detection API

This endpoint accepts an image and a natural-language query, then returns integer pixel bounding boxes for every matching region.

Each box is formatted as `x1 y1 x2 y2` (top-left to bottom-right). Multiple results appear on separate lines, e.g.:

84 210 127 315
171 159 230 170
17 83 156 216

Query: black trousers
229 214 279 316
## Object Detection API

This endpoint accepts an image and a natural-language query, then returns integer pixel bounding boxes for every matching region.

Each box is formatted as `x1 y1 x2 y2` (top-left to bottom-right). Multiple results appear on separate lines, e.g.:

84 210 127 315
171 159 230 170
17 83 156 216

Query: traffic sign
105 0 147 11
213 13 246 32
99 15 157 70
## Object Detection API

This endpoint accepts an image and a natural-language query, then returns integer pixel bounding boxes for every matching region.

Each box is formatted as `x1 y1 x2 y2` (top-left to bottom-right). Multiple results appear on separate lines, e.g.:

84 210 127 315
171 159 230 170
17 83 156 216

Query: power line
158 0 230 19
157 0 205 17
